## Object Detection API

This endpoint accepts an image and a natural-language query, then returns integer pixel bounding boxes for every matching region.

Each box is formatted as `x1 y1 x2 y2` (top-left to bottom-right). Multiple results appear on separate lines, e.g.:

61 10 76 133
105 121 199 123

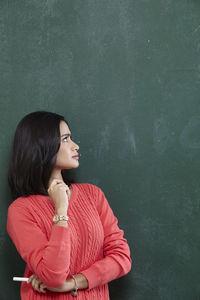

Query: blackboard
0 1 200 299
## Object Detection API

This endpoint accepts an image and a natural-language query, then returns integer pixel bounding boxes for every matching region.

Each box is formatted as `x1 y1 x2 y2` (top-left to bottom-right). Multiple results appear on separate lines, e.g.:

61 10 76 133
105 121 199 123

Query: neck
48 169 63 187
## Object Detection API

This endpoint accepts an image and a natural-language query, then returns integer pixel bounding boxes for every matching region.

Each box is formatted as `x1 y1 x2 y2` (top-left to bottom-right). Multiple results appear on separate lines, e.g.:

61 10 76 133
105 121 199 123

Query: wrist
55 208 68 216
53 214 69 228
62 278 75 292
71 275 78 296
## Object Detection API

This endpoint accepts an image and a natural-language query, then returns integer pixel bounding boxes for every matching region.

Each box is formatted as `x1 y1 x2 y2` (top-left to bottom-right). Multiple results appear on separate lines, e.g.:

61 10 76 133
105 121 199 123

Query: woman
7 111 132 299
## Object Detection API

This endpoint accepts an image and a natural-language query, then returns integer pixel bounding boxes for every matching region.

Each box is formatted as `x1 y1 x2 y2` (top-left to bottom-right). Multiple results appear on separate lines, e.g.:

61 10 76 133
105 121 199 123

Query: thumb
27 274 35 284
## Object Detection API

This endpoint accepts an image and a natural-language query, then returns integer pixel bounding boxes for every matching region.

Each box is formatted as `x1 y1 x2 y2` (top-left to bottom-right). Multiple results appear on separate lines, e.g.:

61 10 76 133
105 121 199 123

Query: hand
28 274 88 294
45 274 88 293
46 279 73 293
48 179 70 214
28 274 46 294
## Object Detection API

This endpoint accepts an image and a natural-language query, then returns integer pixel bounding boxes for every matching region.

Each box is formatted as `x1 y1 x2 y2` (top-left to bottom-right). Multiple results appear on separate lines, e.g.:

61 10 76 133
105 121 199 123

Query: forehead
59 121 71 135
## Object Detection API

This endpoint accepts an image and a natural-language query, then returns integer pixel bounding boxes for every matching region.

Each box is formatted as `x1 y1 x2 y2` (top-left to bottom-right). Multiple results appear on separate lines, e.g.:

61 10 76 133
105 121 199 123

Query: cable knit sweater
7 183 132 299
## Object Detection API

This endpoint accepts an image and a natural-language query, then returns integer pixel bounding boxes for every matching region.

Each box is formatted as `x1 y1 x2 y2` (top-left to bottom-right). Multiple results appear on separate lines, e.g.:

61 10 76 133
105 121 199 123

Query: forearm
46 273 88 293
34 226 71 287
7 206 72 288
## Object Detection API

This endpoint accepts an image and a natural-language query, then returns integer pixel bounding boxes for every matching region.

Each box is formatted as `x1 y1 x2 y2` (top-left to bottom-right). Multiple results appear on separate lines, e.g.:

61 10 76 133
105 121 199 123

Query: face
54 121 80 170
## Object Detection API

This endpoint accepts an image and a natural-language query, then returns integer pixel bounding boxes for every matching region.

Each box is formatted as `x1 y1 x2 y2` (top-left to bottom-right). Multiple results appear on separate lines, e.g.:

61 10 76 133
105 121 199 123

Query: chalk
13 277 29 282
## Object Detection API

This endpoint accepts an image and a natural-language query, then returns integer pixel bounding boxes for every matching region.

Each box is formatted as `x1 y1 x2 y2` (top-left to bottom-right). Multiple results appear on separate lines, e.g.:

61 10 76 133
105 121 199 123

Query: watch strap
71 275 78 296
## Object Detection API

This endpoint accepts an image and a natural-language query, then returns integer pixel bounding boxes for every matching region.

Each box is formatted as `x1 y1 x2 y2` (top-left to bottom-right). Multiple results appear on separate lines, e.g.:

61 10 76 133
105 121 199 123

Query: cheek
57 147 71 161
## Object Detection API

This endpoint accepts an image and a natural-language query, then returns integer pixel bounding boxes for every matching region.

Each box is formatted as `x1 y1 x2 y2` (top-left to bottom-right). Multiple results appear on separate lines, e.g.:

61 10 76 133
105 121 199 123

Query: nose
72 140 79 151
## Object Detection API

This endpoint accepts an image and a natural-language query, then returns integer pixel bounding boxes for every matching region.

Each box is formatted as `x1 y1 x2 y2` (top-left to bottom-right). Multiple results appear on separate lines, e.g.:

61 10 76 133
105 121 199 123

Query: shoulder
8 194 47 213
8 195 30 210
75 183 104 196
7 195 50 229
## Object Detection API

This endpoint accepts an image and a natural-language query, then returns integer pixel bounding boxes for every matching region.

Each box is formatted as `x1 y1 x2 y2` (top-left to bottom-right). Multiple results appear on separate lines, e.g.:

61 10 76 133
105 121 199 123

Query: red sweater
7 183 132 299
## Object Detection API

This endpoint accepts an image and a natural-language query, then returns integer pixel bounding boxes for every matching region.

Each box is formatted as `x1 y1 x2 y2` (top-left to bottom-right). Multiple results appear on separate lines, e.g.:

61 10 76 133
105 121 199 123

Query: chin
65 162 79 169
73 164 79 169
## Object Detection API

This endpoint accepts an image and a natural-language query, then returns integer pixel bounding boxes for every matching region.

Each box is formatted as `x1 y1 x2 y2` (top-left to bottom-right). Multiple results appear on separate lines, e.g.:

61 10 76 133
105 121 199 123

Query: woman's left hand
46 278 74 293
28 274 73 293
28 273 88 293
28 274 47 293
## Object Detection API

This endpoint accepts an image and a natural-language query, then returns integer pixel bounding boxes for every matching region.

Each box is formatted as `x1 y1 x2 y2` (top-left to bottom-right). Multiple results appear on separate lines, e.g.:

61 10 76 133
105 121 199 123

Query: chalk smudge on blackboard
180 116 200 149
153 116 170 154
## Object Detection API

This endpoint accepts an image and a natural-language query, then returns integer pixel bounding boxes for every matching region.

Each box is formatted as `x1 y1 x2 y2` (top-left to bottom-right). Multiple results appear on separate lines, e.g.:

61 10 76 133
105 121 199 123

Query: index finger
49 179 64 187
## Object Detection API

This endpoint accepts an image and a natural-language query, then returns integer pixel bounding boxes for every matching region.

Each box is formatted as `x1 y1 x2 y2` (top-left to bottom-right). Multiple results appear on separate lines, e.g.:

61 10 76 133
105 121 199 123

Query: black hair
8 111 71 199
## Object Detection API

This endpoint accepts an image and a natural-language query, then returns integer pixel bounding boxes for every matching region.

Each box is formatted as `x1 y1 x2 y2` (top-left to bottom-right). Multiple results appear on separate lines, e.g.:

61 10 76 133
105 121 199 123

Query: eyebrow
60 133 71 138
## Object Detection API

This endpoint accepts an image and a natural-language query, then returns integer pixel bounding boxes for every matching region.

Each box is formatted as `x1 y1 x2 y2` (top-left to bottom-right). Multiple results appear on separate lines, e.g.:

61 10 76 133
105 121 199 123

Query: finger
57 182 69 188
48 180 62 192
39 283 47 293
48 180 57 192
60 183 70 191
28 274 35 284
66 187 71 198
32 277 41 292
32 277 38 291
52 183 69 192
48 182 67 192
27 275 33 284
50 179 64 187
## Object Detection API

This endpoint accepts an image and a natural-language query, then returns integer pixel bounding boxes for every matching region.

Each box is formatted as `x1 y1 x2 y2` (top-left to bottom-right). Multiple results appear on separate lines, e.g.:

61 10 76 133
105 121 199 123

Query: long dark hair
8 111 71 199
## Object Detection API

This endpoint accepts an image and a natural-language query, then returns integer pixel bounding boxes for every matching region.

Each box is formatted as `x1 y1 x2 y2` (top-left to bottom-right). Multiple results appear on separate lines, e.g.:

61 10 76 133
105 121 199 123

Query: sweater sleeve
81 186 132 290
7 199 71 288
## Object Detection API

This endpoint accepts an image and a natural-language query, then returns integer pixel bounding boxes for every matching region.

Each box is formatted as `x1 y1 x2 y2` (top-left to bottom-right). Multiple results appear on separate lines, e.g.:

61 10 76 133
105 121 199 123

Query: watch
53 215 69 223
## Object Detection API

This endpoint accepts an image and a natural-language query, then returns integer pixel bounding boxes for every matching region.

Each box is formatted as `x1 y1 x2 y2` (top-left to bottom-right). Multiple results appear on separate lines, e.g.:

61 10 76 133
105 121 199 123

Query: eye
63 137 69 142
62 135 72 143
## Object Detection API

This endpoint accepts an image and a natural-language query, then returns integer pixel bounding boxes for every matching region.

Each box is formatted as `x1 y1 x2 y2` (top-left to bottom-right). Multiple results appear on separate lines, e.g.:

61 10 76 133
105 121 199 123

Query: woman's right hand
48 179 70 215
28 274 46 294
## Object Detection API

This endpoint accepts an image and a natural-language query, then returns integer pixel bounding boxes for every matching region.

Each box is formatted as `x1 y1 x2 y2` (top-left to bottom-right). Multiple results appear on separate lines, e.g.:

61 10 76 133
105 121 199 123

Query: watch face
53 215 59 222
53 215 69 223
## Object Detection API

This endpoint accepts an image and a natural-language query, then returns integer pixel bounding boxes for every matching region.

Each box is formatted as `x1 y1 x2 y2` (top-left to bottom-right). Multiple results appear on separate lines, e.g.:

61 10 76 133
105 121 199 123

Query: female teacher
7 111 132 299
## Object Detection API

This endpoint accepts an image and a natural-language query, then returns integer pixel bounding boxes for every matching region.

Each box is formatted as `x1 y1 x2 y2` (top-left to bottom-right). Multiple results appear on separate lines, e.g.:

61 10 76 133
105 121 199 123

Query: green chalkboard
0 1 200 299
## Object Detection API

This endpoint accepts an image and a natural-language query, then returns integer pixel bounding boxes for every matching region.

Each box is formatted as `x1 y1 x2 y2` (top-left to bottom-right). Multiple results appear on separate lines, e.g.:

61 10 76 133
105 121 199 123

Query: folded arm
29 273 88 293
81 185 132 289
7 199 71 288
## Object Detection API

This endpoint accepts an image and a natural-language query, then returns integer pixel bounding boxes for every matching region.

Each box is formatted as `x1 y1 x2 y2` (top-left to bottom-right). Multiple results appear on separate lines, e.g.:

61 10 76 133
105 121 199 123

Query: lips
72 155 79 159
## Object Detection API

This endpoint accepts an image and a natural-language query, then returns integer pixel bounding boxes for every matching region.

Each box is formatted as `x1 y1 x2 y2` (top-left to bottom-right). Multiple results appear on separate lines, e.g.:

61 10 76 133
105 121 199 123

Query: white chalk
13 277 29 282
